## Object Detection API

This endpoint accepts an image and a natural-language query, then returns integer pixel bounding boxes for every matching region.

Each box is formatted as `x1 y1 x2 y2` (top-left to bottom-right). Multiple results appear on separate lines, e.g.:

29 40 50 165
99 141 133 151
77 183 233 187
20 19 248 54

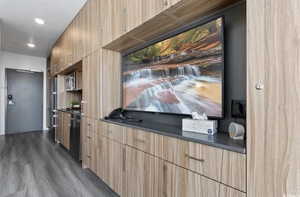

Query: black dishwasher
70 113 81 162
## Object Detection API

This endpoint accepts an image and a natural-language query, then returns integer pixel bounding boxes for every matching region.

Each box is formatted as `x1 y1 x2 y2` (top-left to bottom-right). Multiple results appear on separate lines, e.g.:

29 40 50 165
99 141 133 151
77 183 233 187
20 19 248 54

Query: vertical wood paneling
186 170 220 197
125 0 143 32
124 146 164 197
82 49 102 119
100 49 121 118
221 150 246 192
247 0 300 196
107 138 124 196
142 0 165 22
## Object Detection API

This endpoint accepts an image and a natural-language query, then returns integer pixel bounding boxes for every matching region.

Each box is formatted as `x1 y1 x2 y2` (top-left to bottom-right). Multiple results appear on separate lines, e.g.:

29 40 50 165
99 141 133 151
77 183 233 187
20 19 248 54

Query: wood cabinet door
124 146 164 197
89 119 98 173
82 50 101 119
163 161 188 197
56 111 64 143
106 123 124 144
125 127 164 158
163 161 244 197
100 49 121 118
186 141 223 182
63 112 71 150
221 151 246 192
247 0 300 196
97 135 124 196
106 138 124 196
100 0 126 46
97 133 109 183
186 169 220 197
81 117 93 168
163 137 224 182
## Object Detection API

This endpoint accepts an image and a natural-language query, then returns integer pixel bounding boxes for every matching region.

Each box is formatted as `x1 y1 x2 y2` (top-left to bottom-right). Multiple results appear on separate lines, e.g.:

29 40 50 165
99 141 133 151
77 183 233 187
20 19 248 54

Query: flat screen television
122 17 224 118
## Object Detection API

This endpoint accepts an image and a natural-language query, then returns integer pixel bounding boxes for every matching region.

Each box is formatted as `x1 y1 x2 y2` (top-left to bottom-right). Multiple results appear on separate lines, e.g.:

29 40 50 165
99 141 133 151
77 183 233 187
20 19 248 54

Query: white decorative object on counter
183 112 217 135
228 122 245 140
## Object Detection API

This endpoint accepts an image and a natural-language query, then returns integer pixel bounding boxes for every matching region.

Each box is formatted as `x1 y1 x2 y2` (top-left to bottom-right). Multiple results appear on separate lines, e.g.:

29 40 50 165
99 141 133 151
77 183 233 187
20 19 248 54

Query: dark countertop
101 118 246 154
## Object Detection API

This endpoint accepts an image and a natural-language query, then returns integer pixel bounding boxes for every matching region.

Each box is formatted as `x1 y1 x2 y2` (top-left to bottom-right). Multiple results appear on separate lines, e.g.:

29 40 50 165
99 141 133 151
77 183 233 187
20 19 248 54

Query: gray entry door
5 69 43 134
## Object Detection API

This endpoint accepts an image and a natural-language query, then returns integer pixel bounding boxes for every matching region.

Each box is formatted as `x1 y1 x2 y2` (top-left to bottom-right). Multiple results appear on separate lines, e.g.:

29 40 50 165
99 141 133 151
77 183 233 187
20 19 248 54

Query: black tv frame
121 15 225 119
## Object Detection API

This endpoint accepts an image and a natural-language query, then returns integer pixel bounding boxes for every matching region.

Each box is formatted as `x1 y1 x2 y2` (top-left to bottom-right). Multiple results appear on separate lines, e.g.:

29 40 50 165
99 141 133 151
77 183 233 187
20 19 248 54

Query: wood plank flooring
0 131 117 197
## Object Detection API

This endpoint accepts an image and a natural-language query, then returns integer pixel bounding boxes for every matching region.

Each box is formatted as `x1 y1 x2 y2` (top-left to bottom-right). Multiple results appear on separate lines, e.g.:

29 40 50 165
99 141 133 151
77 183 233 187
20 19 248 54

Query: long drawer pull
185 154 205 162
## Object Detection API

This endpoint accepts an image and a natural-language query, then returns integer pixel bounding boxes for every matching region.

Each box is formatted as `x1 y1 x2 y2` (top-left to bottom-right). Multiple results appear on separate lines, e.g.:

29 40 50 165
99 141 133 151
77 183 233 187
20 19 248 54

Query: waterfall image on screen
122 17 224 117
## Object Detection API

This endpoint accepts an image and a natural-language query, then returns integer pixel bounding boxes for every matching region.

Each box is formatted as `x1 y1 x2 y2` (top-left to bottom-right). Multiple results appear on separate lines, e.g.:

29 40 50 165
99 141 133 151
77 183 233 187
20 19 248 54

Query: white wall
0 51 47 135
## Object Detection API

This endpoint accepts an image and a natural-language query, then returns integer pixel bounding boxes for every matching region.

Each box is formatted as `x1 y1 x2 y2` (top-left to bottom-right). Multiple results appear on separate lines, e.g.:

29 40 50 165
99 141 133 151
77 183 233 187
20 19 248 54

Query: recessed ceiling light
34 18 45 25
27 43 35 48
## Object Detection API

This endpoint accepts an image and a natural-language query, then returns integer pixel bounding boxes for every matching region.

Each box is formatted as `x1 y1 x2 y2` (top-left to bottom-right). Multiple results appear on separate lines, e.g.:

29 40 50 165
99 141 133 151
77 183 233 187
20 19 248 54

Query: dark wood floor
0 131 117 197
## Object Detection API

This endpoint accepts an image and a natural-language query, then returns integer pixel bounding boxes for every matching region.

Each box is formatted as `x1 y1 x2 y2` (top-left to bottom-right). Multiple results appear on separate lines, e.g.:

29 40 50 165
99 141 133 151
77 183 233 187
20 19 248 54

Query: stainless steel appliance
49 77 58 142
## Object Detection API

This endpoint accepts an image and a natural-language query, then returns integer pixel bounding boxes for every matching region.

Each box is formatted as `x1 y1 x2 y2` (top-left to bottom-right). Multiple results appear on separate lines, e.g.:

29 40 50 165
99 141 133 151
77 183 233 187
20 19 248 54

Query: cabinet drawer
84 136 92 168
82 118 95 168
125 127 163 158
221 150 246 192
103 123 124 144
86 119 95 139
163 137 223 181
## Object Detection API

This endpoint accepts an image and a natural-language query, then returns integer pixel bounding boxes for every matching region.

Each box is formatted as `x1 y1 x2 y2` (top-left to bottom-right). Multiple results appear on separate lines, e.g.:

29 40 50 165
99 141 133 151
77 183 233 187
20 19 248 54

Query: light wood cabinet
186 169 220 197
123 145 245 197
124 146 164 197
107 138 124 196
125 127 164 158
221 150 246 192
96 122 109 181
82 117 96 169
55 111 71 150
85 0 101 55
163 136 223 182
185 141 223 181
100 49 121 118
82 49 101 119
95 134 124 196
103 123 124 144
124 126 245 191
164 161 246 197
125 0 143 32
247 0 300 196
56 111 64 143
56 111 71 150
163 161 221 197
100 0 126 46
62 112 71 150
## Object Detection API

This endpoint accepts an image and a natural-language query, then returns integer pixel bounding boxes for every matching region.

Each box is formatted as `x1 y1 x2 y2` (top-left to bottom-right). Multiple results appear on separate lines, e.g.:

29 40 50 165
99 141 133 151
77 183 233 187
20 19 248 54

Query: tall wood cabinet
82 49 101 119
49 0 300 196
247 0 300 196
56 111 71 150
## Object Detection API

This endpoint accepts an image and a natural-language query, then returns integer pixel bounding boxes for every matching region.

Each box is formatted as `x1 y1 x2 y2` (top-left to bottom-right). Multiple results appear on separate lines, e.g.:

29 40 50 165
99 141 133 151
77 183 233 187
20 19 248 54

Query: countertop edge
100 118 246 154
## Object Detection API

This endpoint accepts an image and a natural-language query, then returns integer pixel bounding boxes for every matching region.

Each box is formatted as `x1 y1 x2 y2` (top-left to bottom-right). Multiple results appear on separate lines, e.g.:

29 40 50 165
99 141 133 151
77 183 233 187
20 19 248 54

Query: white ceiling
0 0 87 57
